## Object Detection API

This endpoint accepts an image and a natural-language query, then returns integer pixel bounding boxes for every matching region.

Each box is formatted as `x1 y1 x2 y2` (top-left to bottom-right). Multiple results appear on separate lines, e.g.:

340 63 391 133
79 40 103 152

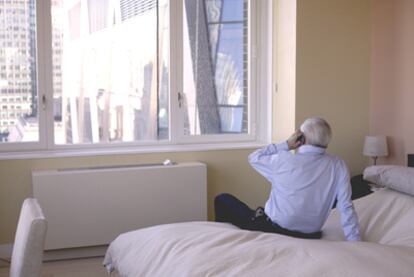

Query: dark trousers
214 193 322 239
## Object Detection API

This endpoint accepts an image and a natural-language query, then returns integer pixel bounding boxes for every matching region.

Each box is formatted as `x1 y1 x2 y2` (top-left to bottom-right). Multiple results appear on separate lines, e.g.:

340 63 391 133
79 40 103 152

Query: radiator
32 162 207 250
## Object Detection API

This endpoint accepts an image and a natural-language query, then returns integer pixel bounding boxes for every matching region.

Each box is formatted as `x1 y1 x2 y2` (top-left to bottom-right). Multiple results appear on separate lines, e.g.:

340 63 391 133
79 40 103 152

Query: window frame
0 0 272 158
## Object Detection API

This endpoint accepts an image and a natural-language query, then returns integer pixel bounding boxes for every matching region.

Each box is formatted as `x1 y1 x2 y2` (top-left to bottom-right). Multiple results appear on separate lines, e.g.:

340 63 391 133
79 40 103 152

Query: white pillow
363 165 414 196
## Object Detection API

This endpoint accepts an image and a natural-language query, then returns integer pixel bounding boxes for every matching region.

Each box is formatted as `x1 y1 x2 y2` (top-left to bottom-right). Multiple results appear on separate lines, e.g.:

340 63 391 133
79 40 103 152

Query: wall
295 0 371 174
273 0 296 142
370 0 414 165
0 0 372 245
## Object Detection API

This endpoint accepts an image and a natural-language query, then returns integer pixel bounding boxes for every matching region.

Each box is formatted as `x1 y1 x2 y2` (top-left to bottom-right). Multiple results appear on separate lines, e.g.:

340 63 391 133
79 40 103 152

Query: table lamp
363 135 388 165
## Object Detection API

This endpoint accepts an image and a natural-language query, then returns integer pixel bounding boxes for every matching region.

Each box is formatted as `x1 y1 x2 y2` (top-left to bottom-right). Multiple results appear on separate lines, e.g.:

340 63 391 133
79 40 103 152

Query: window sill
0 141 268 160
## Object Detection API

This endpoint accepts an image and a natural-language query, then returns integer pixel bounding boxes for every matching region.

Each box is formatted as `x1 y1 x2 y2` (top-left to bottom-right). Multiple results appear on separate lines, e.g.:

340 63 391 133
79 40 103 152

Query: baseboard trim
0 243 107 262
0 244 12 258
0 244 12 268
43 245 108 261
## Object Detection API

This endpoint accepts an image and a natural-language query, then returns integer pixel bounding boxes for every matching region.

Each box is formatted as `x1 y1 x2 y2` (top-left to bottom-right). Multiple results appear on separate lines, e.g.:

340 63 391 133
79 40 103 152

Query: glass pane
205 0 244 22
220 0 244 21
205 0 246 23
183 0 247 135
0 0 39 142
213 23 244 106
51 0 169 144
219 106 243 133
205 0 222 23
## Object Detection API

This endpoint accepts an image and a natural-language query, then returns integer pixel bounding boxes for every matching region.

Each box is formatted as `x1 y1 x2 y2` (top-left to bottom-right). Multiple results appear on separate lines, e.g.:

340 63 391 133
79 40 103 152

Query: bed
103 166 414 277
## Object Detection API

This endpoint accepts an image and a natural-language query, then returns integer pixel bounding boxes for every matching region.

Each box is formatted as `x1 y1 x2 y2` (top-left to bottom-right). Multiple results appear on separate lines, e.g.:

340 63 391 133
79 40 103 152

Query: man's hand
287 130 305 150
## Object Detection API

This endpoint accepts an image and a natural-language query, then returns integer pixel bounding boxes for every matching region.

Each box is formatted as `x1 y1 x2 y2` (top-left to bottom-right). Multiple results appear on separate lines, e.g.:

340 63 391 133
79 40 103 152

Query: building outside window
0 0 37 142
0 0 271 153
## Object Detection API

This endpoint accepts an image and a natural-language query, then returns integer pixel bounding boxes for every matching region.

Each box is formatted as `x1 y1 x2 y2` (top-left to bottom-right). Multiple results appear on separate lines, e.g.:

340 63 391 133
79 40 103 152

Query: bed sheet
103 189 414 277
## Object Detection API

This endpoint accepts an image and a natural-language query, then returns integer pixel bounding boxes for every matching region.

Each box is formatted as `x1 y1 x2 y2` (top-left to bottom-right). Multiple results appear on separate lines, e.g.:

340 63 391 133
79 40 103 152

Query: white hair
300 117 332 148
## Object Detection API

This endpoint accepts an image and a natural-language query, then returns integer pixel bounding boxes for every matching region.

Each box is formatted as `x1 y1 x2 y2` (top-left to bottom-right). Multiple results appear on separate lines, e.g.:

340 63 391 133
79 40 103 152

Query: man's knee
215 193 232 204
215 193 239 210
214 193 237 222
214 193 230 213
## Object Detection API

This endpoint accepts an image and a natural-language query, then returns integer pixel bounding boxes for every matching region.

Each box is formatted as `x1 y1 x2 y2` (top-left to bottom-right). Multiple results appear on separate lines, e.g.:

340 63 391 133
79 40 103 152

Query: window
183 0 248 136
0 0 271 154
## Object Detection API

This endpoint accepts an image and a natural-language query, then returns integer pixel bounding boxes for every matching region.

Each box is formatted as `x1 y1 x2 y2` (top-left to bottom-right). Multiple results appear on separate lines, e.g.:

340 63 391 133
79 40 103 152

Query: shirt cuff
277 141 290 151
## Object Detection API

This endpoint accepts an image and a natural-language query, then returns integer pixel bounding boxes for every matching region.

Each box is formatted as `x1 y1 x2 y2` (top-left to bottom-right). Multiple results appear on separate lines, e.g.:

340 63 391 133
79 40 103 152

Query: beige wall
370 0 414 165
273 0 297 142
295 0 371 174
0 0 372 245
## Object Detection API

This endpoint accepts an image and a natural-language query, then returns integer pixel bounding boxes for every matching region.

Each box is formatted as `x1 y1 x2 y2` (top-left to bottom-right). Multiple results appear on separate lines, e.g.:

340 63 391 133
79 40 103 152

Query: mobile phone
297 134 305 145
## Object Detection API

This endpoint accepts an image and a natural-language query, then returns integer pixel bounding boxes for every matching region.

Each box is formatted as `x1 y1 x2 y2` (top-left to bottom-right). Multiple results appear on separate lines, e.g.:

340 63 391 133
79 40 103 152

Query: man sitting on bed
214 117 361 241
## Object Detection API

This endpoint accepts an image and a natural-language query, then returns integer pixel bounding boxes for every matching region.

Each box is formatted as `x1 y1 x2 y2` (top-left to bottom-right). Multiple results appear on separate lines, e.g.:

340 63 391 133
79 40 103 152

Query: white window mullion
169 0 184 143
257 0 272 143
248 0 257 139
36 0 54 150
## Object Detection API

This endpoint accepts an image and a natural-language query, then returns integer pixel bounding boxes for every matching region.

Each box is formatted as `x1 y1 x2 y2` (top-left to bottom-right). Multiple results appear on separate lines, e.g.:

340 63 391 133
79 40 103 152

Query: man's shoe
252 207 265 221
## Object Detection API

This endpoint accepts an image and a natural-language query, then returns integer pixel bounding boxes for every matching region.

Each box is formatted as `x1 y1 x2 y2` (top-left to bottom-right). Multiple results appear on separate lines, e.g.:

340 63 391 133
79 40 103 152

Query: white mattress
104 189 414 277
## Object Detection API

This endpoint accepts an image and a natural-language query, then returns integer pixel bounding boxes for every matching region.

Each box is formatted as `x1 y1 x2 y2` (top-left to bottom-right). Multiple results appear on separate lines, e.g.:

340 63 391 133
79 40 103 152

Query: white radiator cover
32 162 207 250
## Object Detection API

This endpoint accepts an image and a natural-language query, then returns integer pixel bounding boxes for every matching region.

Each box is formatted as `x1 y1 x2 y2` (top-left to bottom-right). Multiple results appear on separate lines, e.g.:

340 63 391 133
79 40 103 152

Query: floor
0 256 115 277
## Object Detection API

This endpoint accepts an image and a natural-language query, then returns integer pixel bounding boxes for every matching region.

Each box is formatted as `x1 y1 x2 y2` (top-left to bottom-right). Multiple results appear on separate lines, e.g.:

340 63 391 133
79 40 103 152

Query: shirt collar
297 144 326 154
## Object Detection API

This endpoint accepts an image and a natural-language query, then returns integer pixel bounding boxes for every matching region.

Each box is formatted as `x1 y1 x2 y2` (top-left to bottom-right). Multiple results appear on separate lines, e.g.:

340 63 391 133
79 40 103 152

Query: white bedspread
104 189 414 277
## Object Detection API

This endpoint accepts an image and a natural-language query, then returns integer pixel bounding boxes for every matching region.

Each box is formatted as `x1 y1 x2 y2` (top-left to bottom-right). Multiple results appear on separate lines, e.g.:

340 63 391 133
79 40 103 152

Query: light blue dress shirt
249 142 361 241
